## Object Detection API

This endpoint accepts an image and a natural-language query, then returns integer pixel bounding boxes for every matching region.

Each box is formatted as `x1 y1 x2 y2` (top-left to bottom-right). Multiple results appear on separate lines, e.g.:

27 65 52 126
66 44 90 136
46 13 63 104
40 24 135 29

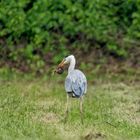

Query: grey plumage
65 69 87 97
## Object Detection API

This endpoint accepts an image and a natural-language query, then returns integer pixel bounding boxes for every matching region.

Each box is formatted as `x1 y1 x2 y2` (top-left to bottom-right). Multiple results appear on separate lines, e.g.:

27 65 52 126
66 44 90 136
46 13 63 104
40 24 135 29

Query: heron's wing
71 78 86 96
70 71 87 97
65 70 87 97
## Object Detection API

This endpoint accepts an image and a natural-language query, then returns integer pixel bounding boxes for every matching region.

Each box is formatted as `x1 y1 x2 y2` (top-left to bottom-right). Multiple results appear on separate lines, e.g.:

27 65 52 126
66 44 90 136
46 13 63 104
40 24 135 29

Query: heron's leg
80 96 84 124
64 94 70 122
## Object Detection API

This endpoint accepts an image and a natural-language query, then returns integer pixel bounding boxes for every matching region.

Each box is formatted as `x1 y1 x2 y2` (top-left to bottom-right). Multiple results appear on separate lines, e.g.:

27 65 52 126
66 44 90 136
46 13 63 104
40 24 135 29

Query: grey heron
56 55 87 123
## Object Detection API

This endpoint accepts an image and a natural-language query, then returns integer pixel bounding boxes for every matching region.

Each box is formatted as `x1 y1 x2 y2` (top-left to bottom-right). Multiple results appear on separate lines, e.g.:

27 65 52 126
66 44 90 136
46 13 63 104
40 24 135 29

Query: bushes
128 0 140 39
0 0 139 71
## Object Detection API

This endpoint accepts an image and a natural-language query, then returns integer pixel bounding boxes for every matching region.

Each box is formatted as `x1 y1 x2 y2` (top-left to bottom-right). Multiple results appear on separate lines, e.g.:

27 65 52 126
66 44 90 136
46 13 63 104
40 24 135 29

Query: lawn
0 72 140 140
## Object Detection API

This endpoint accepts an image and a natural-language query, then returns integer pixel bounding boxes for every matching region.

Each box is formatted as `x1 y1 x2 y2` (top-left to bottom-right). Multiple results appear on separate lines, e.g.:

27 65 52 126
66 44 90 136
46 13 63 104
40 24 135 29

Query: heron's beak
58 59 66 67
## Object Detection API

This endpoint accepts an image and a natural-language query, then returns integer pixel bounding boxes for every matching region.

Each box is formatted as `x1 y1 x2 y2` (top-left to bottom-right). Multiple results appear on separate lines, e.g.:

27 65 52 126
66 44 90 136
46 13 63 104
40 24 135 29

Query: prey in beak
54 59 66 74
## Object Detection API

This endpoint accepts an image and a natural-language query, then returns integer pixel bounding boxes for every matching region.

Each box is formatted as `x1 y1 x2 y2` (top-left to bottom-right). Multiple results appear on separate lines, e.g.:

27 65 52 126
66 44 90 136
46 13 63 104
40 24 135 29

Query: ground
0 73 140 140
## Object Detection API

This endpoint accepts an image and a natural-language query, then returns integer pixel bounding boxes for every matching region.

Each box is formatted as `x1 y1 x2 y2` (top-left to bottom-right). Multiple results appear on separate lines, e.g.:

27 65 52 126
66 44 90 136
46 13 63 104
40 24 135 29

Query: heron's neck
68 57 76 73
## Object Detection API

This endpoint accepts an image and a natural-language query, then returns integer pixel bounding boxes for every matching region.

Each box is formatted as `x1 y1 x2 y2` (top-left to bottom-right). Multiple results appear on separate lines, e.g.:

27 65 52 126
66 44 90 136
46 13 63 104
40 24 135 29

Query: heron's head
55 55 75 74
58 55 75 67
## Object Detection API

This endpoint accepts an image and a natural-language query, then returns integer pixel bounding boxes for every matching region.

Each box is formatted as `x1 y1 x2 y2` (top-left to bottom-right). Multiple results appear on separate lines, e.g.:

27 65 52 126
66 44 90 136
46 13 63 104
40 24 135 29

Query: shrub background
0 0 140 72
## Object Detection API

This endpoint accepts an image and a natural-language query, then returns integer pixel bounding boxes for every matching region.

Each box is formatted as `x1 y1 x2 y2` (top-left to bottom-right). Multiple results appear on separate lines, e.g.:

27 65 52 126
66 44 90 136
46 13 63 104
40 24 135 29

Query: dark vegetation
0 0 140 74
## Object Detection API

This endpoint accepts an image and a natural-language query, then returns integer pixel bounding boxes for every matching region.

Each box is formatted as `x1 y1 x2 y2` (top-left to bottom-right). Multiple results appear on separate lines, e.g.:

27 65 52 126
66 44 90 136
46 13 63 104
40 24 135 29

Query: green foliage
128 0 140 39
0 0 139 70
107 44 127 57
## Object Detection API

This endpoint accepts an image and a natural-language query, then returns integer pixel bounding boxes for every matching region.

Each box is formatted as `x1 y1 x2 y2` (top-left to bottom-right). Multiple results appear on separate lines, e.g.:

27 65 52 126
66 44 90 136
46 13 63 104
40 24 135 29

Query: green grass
0 75 140 140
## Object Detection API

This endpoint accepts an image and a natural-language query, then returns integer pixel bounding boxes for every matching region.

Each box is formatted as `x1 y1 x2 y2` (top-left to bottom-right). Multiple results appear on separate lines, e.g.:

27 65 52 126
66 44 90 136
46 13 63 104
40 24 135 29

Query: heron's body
65 69 87 98
57 55 87 123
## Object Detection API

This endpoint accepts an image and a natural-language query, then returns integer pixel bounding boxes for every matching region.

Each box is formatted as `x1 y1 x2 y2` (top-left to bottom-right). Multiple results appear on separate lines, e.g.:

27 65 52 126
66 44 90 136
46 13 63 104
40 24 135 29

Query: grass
0 73 140 140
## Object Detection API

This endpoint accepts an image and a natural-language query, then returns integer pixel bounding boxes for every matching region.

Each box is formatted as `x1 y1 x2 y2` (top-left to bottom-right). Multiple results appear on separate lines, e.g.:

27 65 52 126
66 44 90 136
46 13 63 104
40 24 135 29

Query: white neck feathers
68 56 76 73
